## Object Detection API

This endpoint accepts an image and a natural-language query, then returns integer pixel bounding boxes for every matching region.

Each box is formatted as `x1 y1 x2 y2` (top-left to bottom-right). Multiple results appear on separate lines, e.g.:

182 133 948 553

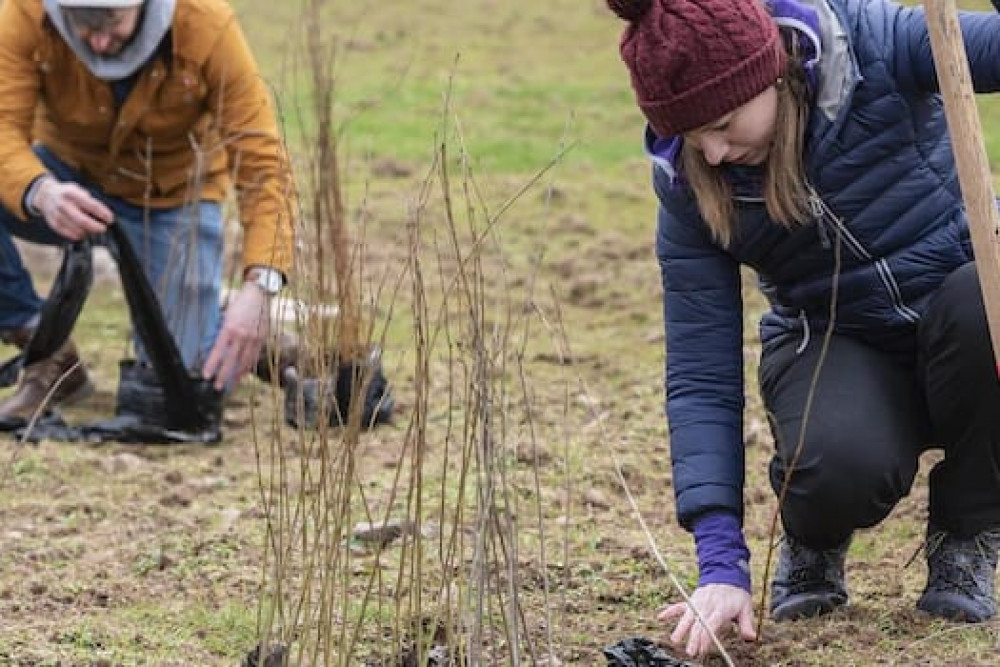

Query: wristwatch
245 266 284 296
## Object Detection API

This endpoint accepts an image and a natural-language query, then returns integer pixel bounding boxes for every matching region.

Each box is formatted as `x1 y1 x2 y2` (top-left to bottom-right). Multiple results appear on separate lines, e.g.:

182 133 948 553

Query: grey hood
43 0 176 81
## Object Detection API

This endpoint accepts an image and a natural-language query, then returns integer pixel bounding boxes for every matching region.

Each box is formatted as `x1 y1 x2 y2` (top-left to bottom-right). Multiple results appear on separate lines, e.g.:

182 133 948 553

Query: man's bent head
58 0 144 56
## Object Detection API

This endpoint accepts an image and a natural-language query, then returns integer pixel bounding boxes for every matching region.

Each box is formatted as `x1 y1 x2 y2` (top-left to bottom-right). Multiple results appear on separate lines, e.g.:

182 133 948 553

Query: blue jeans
0 145 222 370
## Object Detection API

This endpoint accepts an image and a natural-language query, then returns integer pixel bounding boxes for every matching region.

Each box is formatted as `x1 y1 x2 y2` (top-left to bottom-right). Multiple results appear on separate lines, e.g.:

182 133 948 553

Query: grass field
1 0 1000 665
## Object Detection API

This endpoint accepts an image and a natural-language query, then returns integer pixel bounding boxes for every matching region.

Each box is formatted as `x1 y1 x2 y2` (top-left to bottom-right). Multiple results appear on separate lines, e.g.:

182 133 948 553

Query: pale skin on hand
202 281 271 391
658 583 757 660
33 178 114 241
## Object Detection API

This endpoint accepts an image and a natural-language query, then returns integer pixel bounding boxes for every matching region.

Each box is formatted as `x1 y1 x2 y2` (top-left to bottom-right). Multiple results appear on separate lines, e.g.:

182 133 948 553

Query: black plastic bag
242 642 287 667
17 360 222 444
104 224 221 432
603 637 693 667
0 353 23 389
4 227 222 443
0 241 94 432
24 240 94 364
0 240 93 391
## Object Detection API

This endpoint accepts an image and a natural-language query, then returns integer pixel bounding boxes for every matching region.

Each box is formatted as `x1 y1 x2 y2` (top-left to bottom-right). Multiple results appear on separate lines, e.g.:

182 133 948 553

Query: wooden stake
925 0 1000 364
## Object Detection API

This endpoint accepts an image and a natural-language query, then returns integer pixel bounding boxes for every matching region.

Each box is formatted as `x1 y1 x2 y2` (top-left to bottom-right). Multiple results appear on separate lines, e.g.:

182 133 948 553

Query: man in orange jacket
0 0 295 420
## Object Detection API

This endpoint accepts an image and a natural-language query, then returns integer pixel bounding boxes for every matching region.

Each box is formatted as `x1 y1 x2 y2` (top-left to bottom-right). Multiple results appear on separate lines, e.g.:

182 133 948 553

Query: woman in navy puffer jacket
607 0 1000 659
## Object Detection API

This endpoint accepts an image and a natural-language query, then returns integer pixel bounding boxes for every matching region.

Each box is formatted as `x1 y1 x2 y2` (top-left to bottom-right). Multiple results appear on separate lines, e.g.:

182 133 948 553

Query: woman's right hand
33 178 113 241
658 583 757 660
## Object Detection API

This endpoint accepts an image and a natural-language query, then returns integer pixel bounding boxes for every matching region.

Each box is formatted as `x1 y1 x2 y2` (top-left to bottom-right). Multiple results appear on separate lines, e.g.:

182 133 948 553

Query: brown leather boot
0 335 93 421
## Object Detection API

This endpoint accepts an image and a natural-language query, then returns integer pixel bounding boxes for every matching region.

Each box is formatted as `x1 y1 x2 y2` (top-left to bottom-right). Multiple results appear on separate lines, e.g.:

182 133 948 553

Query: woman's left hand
202 282 270 390
658 583 757 660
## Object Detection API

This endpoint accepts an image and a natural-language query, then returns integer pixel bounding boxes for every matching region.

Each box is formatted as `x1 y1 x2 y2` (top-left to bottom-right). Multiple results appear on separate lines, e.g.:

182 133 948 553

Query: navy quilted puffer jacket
653 0 1000 528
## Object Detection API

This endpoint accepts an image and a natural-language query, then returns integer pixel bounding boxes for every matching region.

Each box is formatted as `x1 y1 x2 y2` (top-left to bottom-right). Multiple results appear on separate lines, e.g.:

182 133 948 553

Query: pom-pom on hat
608 0 786 138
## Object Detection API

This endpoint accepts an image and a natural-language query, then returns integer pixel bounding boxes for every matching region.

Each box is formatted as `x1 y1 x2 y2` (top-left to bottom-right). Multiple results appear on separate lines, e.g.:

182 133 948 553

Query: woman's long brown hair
680 29 811 246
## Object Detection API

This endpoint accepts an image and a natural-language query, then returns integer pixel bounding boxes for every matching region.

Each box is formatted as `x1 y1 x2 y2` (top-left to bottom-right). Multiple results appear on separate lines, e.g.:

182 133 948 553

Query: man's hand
202 281 270 390
658 583 757 660
33 178 113 240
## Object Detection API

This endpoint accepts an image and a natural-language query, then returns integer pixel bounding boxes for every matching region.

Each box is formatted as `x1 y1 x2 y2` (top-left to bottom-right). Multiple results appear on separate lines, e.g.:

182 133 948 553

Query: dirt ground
1 0 999 664
2 197 998 666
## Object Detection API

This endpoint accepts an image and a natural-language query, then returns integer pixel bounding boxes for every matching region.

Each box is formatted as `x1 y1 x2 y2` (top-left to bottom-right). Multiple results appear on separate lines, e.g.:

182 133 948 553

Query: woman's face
683 86 779 167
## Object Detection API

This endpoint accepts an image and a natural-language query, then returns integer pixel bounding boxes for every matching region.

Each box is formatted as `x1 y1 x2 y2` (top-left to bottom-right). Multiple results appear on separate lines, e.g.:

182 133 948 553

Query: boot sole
917 591 995 623
771 592 848 622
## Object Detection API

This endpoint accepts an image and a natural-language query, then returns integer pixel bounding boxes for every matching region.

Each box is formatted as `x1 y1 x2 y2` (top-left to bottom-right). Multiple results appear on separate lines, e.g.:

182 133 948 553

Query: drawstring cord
795 310 811 354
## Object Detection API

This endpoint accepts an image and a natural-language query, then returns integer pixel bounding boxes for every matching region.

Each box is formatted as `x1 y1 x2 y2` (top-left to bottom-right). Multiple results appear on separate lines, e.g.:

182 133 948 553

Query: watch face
257 270 283 294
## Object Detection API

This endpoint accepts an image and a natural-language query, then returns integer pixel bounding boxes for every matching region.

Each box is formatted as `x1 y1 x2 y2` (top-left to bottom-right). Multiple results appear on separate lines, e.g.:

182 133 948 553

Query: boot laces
781 536 847 587
918 528 1000 599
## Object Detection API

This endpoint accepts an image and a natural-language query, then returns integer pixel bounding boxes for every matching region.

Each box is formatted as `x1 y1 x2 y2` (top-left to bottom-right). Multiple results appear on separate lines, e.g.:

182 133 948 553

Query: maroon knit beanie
608 0 786 138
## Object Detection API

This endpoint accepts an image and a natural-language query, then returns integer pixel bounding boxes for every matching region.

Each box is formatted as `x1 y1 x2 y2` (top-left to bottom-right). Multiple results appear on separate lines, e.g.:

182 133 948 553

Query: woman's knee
771 440 917 545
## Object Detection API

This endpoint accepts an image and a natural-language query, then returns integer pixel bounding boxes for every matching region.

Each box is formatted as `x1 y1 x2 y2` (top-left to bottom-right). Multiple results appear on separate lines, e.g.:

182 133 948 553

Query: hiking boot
254 331 300 387
917 525 999 622
770 534 850 621
0 337 93 421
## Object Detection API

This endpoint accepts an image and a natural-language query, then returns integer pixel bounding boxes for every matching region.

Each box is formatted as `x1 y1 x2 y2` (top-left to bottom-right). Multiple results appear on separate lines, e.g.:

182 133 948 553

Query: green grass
279 78 640 174
244 0 646 179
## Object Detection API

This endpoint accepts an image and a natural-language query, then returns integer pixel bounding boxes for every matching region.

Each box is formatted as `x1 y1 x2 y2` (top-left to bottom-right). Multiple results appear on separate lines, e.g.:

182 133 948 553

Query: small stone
219 508 242 532
190 476 228 492
583 488 612 510
158 492 191 508
102 452 147 474
352 518 417 546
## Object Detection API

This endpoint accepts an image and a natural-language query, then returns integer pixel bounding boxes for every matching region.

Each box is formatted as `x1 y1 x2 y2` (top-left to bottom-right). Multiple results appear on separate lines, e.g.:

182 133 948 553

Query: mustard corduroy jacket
0 0 294 274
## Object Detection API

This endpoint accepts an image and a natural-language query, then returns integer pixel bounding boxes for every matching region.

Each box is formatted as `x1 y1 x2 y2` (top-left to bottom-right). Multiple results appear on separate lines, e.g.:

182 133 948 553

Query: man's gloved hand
32 177 113 241
203 280 270 390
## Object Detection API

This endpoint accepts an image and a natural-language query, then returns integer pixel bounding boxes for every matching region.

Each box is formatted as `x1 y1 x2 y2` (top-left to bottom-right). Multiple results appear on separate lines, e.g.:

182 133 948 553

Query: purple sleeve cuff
692 510 752 593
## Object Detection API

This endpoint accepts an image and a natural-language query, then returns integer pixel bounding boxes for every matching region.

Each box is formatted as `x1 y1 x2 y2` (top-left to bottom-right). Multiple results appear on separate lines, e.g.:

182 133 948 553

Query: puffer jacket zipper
807 185 921 323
